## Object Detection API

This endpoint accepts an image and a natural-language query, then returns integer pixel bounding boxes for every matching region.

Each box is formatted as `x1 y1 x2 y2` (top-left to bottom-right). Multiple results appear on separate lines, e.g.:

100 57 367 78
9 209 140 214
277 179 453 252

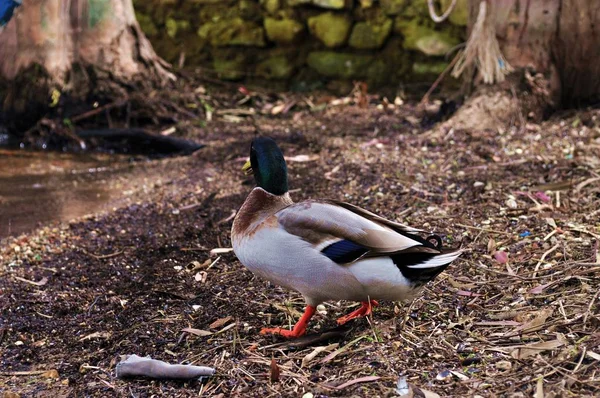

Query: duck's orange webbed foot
260 305 316 339
336 300 379 325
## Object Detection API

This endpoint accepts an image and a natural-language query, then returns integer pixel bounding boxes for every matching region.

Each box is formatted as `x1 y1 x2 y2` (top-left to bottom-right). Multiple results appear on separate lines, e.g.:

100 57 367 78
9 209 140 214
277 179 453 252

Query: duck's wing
275 200 456 266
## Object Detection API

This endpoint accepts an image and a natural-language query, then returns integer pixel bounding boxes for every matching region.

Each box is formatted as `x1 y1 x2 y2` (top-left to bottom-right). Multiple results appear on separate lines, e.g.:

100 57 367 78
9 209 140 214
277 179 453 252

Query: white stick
116 355 215 380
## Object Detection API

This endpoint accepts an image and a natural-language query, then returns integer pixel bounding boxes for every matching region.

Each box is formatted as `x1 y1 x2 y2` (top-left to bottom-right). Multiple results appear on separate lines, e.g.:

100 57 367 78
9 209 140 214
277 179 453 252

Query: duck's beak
242 159 253 175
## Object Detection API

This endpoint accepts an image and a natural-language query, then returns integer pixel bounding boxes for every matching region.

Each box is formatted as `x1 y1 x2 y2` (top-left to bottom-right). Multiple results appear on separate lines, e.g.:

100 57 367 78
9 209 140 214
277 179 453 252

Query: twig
71 100 128 123
420 51 462 105
116 355 215 380
533 243 560 277
81 249 124 260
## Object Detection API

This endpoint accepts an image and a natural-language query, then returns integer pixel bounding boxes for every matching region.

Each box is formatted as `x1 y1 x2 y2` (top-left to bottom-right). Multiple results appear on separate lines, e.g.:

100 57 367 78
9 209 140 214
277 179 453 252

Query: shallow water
0 149 135 239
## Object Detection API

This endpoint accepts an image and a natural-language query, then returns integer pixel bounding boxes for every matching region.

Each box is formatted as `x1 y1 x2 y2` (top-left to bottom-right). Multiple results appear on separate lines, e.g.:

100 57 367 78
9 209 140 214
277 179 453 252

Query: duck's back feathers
277 201 423 254
276 199 462 286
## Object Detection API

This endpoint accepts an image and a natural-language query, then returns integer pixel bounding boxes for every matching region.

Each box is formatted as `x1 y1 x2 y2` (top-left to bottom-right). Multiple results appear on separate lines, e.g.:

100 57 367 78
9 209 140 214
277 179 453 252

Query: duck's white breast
233 226 419 304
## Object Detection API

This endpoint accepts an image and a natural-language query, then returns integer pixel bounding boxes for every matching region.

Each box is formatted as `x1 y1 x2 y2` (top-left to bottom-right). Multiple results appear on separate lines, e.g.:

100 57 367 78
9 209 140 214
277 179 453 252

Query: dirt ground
1 84 599 397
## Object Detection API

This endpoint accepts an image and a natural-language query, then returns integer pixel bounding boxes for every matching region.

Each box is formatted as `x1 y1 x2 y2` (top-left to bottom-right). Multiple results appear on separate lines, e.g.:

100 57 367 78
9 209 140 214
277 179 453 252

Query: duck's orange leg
336 300 379 325
260 305 316 338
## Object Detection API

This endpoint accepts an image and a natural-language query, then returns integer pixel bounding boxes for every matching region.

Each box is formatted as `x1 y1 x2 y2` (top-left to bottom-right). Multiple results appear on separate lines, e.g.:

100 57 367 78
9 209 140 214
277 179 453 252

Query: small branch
116 355 215 380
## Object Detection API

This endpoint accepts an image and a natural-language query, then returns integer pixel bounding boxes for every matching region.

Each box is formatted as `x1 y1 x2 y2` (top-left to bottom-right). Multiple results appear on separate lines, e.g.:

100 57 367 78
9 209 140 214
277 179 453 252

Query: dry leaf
79 332 111 341
511 339 564 359
181 328 213 337
42 369 60 379
529 282 553 294
456 290 482 297
285 154 319 163
506 308 553 336
301 343 338 368
487 238 497 254
209 316 233 329
334 375 380 390
210 248 234 255
269 358 280 383
494 251 508 264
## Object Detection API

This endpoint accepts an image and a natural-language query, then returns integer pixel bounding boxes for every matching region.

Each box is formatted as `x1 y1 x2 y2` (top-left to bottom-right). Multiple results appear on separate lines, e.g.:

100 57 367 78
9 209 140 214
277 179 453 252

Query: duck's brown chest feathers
232 188 293 238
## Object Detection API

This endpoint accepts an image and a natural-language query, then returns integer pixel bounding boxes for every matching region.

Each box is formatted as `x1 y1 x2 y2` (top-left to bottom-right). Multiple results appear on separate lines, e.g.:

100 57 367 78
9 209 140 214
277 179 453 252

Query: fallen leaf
511 339 564 359
534 192 551 203
586 351 600 361
487 238 497 254
285 154 319 163
494 251 508 264
269 358 280 383
14 276 48 286
449 370 469 380
506 308 553 336
210 248 234 255
334 375 380 390
456 290 482 297
209 316 233 329
181 328 213 337
528 282 553 294
42 369 60 379
301 343 338 368
79 332 111 341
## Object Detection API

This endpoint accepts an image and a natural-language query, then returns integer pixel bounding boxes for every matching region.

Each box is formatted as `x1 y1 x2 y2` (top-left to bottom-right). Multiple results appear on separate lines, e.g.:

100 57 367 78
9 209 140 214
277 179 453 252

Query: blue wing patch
0 0 21 27
321 240 369 264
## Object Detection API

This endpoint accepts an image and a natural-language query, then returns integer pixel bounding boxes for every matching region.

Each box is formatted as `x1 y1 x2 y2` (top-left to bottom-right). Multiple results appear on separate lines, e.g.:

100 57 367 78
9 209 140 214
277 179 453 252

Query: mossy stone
307 12 352 48
307 51 374 78
441 0 467 26
412 61 448 76
261 0 280 14
264 18 304 44
165 18 190 39
380 0 408 15
213 52 247 80
256 56 295 79
198 18 266 47
348 18 392 49
395 19 459 56
312 0 346 9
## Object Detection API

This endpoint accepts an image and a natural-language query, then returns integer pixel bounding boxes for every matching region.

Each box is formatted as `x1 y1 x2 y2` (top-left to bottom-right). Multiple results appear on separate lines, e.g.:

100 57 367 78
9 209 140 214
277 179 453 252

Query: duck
231 137 462 338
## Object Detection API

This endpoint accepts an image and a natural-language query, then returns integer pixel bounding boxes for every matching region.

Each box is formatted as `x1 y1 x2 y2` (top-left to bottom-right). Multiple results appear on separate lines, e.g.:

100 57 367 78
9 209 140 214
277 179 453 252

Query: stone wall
133 0 467 90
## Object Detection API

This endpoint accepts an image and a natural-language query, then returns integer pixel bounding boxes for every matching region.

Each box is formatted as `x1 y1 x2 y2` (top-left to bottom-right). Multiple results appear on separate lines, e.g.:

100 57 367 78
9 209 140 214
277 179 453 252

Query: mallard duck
231 137 462 338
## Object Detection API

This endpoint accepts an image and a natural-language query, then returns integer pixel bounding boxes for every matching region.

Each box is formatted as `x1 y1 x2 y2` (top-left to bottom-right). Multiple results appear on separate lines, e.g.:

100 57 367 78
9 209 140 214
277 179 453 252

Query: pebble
473 181 485 188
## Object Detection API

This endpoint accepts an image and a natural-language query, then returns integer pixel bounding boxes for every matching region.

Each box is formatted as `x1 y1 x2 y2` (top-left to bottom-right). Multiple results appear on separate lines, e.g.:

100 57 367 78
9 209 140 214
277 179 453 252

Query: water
0 149 135 239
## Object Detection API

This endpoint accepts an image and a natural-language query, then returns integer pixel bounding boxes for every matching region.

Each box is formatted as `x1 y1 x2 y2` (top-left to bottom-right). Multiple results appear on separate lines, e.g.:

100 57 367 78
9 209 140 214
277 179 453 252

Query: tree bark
475 0 599 108
0 0 174 131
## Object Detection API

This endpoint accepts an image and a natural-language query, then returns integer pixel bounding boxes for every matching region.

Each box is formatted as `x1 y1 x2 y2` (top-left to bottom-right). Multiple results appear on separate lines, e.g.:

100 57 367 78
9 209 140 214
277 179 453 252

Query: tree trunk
444 0 599 132
0 0 175 132
479 0 599 108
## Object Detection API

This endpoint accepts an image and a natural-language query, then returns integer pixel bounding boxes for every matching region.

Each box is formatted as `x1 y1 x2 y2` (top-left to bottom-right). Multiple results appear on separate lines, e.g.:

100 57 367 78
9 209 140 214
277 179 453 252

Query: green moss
395 19 459 56
136 12 158 37
212 51 247 80
307 51 374 78
412 61 448 76
348 18 392 49
307 12 352 48
198 18 266 47
256 56 295 79
88 0 110 28
312 0 346 9
441 0 467 26
264 18 304 44
166 18 191 39
380 0 408 15
261 0 280 14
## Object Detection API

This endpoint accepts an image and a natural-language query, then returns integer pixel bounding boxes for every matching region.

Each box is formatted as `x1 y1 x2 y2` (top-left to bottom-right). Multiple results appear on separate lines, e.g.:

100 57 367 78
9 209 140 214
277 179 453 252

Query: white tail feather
405 250 463 269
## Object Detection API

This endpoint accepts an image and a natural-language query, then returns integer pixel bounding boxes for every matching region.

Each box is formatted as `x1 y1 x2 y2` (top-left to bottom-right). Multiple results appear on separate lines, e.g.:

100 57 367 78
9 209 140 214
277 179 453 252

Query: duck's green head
242 137 288 195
